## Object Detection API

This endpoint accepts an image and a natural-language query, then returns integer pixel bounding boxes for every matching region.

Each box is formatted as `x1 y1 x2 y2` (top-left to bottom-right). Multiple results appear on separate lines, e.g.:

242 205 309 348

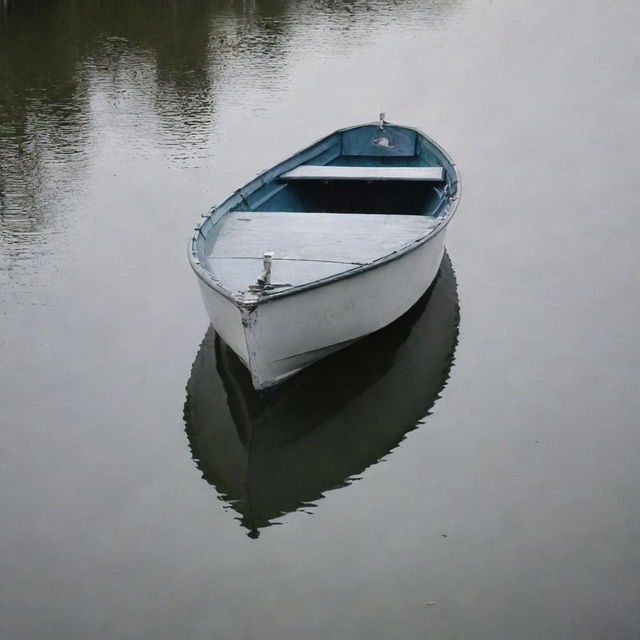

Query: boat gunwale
188 122 461 308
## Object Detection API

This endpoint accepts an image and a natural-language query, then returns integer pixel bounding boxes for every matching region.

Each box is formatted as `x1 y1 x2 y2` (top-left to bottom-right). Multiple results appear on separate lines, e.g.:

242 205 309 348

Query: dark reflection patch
184 253 460 536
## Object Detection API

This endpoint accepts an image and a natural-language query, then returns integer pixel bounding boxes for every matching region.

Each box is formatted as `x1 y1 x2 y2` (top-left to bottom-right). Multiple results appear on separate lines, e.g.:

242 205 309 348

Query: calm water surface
1 1 639 638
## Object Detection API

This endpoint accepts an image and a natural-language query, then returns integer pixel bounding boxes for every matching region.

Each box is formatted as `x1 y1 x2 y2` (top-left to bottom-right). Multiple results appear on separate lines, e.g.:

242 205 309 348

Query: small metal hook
258 251 273 286
249 251 274 291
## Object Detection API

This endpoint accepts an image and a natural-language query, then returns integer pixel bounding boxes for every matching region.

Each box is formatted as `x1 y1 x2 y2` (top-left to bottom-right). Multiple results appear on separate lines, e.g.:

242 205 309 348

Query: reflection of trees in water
0 2 89 248
0 1 212 254
0 0 462 250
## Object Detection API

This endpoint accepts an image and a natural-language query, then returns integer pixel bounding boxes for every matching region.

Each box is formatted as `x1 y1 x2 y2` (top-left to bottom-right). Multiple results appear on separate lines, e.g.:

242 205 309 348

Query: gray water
1 1 639 638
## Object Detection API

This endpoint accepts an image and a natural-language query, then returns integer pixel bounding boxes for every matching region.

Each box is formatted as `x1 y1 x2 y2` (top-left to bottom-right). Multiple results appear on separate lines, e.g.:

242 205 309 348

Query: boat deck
205 211 439 293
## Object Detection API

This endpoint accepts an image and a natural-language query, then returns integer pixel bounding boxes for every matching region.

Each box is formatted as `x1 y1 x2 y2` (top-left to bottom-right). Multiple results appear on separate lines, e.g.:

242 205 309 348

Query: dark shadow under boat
184 253 460 537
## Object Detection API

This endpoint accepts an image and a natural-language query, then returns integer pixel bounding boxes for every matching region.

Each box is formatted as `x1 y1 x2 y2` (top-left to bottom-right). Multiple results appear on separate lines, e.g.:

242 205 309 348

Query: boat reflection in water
184 254 460 538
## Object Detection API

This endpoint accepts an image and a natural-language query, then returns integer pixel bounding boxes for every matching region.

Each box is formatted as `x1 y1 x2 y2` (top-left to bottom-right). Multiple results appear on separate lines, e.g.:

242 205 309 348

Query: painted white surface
280 165 444 181
197 229 447 389
245 230 446 388
206 211 439 294
206 257 355 293
196 279 248 363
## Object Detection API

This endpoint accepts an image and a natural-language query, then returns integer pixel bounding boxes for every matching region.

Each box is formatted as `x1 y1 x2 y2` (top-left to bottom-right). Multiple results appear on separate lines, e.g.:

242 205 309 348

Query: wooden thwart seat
279 165 444 182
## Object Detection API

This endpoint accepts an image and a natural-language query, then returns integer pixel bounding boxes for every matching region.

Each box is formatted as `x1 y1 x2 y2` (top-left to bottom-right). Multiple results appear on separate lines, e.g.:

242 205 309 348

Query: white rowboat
188 118 461 389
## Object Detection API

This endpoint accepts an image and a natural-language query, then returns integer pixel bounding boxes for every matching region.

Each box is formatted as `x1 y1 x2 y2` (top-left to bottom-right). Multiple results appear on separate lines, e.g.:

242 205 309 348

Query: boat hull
196 228 446 389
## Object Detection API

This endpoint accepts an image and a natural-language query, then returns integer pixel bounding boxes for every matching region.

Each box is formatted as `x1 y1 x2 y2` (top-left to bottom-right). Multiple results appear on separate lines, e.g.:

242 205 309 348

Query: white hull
197 230 446 390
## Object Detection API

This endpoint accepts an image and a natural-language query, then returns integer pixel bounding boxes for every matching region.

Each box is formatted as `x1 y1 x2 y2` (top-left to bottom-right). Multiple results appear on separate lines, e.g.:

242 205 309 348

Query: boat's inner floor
205 211 440 294
263 180 442 215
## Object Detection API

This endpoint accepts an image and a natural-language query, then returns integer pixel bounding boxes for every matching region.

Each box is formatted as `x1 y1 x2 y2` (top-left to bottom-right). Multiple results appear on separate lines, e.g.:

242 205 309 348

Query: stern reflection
184 253 460 536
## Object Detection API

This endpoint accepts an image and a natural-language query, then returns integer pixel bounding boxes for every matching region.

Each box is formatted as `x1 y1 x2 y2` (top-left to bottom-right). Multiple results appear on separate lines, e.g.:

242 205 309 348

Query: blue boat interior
221 124 457 219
